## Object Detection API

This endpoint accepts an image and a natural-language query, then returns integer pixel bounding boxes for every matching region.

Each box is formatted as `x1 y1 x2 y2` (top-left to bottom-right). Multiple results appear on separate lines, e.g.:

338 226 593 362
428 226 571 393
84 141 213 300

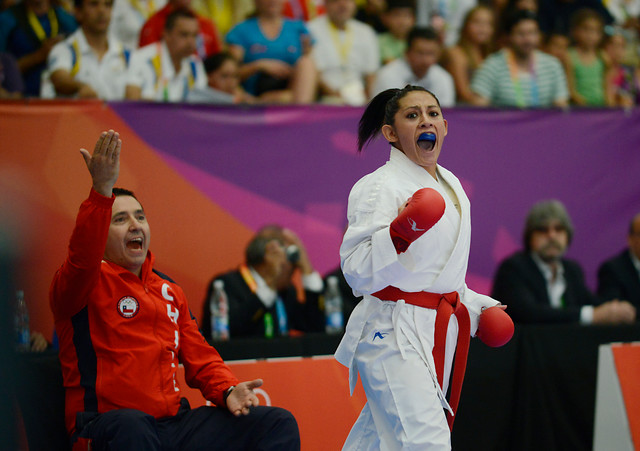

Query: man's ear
381 124 397 143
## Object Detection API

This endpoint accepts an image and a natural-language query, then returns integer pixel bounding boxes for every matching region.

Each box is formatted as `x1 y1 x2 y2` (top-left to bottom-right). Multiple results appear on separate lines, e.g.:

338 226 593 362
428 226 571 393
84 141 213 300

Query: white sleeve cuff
580 305 594 325
302 271 324 293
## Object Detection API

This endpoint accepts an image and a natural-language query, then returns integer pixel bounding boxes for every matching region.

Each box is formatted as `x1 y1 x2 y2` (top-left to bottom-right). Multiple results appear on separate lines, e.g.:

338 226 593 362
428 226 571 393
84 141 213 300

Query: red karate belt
371 286 470 430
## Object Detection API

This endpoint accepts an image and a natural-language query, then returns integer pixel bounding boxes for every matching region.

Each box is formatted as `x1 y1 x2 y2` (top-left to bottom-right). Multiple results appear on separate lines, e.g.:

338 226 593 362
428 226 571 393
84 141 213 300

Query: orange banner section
176 356 366 450
612 344 640 450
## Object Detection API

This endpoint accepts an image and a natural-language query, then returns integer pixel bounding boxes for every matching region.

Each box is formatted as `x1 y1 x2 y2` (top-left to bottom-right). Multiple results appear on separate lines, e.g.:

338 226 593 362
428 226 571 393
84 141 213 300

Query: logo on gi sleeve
117 296 139 318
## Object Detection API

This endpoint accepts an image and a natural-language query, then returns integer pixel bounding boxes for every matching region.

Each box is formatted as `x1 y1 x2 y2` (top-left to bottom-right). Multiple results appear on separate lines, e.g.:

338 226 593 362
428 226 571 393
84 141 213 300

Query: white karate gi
336 147 498 450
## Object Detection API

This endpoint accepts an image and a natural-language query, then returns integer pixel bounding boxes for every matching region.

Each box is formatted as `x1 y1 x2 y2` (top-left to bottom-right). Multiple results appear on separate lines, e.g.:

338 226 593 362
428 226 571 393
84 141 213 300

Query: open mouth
126 237 144 251
417 132 436 151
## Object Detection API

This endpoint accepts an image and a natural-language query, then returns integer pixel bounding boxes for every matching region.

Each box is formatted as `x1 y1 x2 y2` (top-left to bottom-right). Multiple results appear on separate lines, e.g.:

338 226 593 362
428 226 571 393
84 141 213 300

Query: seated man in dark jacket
597 213 640 317
492 199 636 324
203 226 325 339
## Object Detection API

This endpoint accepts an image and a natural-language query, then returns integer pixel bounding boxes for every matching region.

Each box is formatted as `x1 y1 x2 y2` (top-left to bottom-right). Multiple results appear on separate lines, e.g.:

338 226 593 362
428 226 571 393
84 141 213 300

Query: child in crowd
543 31 570 65
565 8 609 105
378 0 416 65
602 27 640 107
442 5 495 104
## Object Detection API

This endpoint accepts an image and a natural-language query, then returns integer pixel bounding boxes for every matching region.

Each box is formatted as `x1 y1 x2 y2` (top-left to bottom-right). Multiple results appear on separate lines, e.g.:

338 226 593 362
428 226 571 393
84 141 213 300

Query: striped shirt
471 49 568 107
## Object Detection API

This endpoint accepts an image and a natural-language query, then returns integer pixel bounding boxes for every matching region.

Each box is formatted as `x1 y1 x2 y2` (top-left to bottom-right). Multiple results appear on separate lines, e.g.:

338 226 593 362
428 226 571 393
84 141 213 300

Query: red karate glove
477 306 514 347
389 188 446 253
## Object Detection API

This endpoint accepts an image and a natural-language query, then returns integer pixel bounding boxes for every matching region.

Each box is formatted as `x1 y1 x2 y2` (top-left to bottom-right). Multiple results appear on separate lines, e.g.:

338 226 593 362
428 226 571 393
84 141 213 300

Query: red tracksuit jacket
50 189 238 434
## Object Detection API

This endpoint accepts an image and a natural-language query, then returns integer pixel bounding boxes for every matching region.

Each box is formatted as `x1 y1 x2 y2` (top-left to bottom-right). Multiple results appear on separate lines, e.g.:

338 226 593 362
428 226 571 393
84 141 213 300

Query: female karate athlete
335 85 512 450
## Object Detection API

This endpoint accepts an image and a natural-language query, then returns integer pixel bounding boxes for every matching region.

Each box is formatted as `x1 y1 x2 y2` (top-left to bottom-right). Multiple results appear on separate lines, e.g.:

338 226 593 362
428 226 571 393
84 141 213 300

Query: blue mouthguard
418 132 436 142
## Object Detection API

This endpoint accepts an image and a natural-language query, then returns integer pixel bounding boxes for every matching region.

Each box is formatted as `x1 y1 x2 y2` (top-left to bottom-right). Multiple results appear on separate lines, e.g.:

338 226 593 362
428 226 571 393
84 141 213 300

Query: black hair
504 9 538 34
357 85 440 152
385 0 416 13
203 51 236 74
74 0 113 10
406 26 440 48
245 235 270 267
165 8 197 32
112 187 143 209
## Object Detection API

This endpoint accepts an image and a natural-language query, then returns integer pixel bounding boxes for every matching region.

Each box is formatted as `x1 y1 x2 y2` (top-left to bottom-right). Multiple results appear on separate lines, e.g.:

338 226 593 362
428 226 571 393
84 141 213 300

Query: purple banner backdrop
111 103 640 294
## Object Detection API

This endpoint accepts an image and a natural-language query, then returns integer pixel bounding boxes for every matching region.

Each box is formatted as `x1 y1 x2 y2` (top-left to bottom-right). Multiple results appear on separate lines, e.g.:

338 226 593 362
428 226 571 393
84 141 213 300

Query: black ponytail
357 85 439 152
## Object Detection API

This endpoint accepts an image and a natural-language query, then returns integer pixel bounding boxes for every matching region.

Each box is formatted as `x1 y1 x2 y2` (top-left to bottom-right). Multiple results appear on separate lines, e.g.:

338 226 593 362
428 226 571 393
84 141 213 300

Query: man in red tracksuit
50 130 300 450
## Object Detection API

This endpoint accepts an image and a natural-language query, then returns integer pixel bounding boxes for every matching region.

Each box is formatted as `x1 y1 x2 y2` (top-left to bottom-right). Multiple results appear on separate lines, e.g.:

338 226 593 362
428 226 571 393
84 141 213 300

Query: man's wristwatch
223 386 236 404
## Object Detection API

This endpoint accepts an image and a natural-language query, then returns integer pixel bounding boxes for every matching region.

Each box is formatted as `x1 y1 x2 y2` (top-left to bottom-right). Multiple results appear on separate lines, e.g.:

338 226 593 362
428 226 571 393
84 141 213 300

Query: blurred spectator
604 0 640 29
597 213 640 314
226 0 317 104
537 0 613 36
283 0 326 21
0 52 24 97
202 225 324 339
41 0 131 99
378 0 416 65
542 30 570 64
415 0 478 46
602 27 640 106
372 26 456 105
492 199 636 324
138 0 221 59
308 0 379 105
442 5 495 104
470 9 569 107
495 0 538 47
0 0 77 96
190 0 252 37
565 8 609 105
108 0 167 49
125 8 207 100
187 50 255 103
355 0 387 32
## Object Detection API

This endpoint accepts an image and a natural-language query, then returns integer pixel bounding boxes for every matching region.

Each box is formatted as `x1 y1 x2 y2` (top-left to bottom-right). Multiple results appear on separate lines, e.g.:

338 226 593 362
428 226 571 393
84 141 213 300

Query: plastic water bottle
210 280 230 341
324 276 344 334
14 290 30 351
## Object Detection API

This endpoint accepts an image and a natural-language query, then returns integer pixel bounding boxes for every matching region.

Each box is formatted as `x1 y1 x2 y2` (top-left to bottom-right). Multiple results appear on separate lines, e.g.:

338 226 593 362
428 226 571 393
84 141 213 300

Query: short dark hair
505 9 538 35
245 236 270 267
112 187 143 209
385 0 416 13
74 0 113 11
407 26 440 48
165 8 197 32
203 51 236 74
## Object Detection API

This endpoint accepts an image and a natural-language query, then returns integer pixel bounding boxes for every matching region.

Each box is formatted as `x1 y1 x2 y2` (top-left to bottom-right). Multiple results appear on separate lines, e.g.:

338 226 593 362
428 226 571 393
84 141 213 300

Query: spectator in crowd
308 0 379 105
442 5 495 104
0 52 24 97
188 0 252 38
108 0 167 49
0 0 77 96
565 8 609 105
602 27 640 106
415 0 478 47
202 226 324 339
378 0 416 65
597 213 640 314
373 26 456 106
355 0 387 33
226 0 317 104
188 50 255 103
42 0 131 99
283 0 325 21
51 129 300 450
542 30 570 65
604 0 639 30
139 0 221 59
125 9 207 101
470 10 569 107
492 199 636 324
494 0 538 47
537 0 613 36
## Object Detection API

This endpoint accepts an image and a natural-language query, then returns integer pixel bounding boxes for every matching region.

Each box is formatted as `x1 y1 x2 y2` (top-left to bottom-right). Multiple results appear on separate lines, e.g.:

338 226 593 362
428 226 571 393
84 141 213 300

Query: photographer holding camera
202 225 325 339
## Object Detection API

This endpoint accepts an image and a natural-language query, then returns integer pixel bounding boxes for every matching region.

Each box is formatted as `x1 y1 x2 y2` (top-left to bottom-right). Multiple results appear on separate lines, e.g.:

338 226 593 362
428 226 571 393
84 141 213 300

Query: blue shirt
0 3 77 96
225 17 310 95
